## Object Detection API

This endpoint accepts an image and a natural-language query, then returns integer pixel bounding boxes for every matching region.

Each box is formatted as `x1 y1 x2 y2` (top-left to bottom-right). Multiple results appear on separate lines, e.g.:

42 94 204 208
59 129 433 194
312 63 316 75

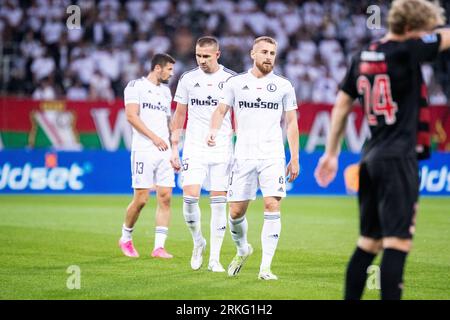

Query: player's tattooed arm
125 103 168 151
207 102 230 147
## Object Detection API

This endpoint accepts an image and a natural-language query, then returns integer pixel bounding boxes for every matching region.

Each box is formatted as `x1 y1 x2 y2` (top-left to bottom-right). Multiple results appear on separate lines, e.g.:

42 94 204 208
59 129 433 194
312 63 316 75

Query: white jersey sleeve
283 84 297 111
124 80 140 104
174 76 189 105
220 78 235 107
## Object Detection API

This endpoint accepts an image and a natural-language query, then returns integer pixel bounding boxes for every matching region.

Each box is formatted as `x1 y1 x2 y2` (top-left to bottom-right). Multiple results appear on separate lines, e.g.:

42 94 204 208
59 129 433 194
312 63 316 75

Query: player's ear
250 49 255 60
216 50 221 60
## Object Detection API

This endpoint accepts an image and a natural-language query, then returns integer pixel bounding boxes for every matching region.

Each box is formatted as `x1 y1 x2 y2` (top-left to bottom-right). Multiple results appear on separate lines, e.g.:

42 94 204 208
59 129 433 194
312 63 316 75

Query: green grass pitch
0 195 449 300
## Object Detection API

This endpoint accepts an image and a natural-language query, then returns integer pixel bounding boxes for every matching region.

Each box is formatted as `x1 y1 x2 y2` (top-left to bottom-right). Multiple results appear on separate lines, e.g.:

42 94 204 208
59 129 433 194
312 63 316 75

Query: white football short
131 150 175 189
181 157 231 191
227 158 287 201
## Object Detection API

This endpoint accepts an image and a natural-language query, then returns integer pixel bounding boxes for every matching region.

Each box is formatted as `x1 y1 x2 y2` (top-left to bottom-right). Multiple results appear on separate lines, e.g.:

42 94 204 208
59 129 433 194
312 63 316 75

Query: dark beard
256 62 273 75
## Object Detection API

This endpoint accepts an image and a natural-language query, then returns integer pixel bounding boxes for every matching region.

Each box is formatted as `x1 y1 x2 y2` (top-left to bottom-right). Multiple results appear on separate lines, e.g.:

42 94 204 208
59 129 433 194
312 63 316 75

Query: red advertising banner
1 97 449 152
0 97 125 150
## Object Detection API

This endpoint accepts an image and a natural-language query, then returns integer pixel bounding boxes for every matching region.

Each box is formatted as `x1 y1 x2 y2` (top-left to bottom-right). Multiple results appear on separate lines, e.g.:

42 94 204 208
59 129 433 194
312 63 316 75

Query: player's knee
229 204 246 219
229 211 243 219
383 237 412 252
210 191 227 198
158 192 171 209
358 236 382 254
135 194 149 208
183 185 201 198
264 197 281 212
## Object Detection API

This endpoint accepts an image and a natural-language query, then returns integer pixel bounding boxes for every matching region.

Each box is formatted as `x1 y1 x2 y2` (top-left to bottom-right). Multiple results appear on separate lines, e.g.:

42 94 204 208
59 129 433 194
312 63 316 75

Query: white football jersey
174 65 236 162
124 77 172 152
220 70 297 159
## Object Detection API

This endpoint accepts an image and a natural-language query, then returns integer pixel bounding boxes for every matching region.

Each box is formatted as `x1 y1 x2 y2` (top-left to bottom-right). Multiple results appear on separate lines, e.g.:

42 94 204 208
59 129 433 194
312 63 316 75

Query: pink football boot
118 239 139 258
151 247 173 259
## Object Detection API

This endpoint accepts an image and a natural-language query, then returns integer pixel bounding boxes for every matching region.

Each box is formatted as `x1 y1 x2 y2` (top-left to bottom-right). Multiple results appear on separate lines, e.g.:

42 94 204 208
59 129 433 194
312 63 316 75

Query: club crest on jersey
218 81 224 89
267 83 277 92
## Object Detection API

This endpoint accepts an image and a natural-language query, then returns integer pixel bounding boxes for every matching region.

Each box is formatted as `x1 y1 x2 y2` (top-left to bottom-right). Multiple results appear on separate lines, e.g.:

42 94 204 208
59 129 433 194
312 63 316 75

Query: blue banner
0 150 130 194
0 150 449 195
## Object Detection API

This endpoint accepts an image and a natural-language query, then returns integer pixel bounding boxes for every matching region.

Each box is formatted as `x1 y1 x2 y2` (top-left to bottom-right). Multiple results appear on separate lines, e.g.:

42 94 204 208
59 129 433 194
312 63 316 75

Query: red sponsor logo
359 62 387 74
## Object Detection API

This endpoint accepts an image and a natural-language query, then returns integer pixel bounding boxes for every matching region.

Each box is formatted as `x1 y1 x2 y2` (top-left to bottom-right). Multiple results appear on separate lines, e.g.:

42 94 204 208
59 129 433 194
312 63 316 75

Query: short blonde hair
253 36 277 47
388 0 446 34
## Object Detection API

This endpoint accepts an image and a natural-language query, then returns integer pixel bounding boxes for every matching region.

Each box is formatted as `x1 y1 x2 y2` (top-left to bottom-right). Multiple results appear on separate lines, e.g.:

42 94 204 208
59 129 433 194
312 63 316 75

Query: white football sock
121 224 134 242
183 196 203 246
210 196 227 261
229 215 248 256
154 226 168 250
260 212 281 271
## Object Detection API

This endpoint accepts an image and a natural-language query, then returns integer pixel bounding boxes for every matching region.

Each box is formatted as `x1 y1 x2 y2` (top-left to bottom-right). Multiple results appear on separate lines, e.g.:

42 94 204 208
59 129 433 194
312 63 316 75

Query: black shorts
358 157 419 239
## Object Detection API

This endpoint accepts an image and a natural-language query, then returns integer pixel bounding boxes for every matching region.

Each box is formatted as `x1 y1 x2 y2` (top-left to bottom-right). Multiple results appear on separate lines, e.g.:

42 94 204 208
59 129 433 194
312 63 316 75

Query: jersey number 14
357 74 398 126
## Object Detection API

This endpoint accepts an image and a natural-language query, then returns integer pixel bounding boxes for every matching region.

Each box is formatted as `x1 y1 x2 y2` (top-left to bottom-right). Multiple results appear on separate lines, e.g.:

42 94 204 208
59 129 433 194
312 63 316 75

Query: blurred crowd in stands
1 0 449 104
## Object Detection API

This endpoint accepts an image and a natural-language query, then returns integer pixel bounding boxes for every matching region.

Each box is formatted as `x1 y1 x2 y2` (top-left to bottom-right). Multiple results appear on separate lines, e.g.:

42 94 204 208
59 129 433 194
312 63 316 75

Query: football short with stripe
181 157 231 192
227 158 287 202
131 150 175 189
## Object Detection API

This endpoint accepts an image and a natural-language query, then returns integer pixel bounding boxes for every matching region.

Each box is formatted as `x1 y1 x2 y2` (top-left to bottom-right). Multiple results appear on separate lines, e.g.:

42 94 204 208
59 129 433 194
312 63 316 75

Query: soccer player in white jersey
171 37 236 272
208 36 300 280
119 53 176 259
